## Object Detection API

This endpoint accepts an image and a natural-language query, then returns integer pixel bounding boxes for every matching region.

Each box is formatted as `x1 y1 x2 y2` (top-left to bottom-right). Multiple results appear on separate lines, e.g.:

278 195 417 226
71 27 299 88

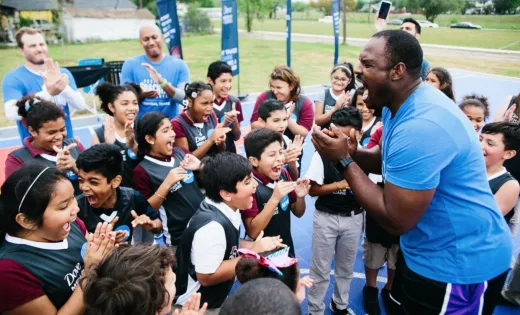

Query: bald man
121 25 190 119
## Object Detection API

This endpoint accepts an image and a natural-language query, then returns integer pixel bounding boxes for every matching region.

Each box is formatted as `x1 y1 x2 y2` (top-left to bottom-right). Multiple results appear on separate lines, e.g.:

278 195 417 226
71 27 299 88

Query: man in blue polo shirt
121 25 189 119
2 27 86 142
312 30 512 315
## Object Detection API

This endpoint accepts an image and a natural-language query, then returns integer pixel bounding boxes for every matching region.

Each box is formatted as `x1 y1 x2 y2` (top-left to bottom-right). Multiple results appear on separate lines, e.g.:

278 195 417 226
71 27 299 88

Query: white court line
448 68 520 82
299 268 389 284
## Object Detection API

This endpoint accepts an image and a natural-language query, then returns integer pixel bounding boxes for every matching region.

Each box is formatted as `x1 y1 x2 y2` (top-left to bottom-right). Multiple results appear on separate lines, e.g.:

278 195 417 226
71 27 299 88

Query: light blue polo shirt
382 84 512 284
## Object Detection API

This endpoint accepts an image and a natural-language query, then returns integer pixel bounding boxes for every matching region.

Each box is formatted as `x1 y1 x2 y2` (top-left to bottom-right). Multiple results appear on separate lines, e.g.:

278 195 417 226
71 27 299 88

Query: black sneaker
363 286 381 315
381 288 401 315
330 300 352 315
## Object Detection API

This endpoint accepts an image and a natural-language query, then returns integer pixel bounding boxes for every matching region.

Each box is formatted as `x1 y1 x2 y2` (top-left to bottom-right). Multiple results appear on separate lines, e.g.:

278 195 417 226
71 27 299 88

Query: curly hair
15 95 64 132
82 245 175 315
460 93 490 120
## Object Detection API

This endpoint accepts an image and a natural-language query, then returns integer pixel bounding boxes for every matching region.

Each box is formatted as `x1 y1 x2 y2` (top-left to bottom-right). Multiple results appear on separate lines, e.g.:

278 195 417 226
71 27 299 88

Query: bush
182 4 213 34
293 2 308 12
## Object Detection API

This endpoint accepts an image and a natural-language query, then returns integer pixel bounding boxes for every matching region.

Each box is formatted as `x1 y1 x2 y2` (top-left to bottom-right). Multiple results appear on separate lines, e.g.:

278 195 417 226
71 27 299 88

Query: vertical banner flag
221 0 239 76
332 0 340 65
286 0 292 67
156 0 183 59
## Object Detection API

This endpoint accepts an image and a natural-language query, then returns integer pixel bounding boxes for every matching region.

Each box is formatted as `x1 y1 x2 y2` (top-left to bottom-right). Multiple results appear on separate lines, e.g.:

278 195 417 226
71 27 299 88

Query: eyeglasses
332 76 349 83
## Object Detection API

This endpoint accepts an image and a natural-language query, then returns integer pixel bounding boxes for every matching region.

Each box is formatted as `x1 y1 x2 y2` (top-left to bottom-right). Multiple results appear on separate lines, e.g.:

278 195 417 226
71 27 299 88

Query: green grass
289 11 520 30
1 34 519 127
216 18 520 50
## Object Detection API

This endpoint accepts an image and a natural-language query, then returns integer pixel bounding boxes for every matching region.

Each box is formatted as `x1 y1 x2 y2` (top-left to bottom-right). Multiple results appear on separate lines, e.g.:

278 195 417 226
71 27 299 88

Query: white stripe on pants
307 209 363 314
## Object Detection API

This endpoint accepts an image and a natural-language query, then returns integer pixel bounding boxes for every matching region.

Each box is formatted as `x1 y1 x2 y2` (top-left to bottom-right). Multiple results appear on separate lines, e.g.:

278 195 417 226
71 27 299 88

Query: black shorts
389 250 508 315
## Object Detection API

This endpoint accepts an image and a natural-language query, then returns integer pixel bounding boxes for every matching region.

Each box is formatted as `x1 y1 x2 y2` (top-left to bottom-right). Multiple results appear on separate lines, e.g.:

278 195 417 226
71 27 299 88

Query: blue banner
221 0 239 76
332 0 340 65
286 0 292 67
156 0 183 59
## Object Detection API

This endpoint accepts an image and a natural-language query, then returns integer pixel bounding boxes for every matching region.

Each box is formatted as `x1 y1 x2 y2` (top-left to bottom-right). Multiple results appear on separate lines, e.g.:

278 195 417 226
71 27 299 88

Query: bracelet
159 80 168 88
155 193 167 200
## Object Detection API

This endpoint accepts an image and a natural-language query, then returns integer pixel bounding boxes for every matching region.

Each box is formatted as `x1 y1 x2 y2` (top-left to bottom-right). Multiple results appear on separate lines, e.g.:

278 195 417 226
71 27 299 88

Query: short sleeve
171 118 187 139
367 128 383 149
2 72 24 103
235 99 244 122
191 222 226 274
384 119 456 190
120 59 134 85
250 92 268 123
297 97 315 131
132 165 154 199
241 195 260 219
0 259 45 312
134 190 158 219
304 151 325 185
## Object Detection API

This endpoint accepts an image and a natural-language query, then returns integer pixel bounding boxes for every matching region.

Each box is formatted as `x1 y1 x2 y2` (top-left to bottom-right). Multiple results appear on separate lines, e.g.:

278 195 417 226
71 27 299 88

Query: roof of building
3 0 137 11
65 8 155 20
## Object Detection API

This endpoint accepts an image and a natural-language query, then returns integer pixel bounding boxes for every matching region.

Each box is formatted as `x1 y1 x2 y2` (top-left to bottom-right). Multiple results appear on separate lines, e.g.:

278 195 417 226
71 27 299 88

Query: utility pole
342 0 347 45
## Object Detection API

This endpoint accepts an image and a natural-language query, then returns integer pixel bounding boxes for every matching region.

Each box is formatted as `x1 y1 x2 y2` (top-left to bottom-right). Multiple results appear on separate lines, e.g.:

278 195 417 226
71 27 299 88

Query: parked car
388 19 403 25
31 19 55 31
417 20 439 28
450 22 482 30
318 16 333 23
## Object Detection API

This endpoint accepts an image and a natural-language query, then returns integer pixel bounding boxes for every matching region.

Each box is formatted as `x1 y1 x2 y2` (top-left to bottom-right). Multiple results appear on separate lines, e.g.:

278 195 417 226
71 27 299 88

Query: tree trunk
139 0 143 9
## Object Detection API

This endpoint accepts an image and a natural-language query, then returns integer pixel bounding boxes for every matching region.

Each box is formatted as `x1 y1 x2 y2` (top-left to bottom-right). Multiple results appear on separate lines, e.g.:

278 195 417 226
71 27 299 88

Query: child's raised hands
294 178 310 198
181 154 201 171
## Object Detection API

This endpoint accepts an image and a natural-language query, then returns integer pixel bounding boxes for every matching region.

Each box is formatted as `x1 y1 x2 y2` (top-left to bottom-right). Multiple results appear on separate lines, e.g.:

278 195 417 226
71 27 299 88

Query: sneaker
381 288 400 315
363 286 381 315
330 300 352 315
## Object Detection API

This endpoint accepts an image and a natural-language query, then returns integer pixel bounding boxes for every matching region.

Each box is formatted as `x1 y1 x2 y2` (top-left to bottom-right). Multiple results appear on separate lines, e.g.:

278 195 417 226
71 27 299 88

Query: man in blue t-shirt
121 25 190 119
312 30 512 315
2 27 86 142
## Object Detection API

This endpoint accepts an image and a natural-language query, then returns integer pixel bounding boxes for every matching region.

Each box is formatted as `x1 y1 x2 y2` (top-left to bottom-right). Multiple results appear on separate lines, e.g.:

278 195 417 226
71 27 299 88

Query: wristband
335 156 354 174
159 80 168 88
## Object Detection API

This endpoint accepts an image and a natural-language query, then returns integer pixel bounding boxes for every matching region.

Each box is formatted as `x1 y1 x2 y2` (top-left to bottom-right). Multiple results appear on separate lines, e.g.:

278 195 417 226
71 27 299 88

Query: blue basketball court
0 69 519 314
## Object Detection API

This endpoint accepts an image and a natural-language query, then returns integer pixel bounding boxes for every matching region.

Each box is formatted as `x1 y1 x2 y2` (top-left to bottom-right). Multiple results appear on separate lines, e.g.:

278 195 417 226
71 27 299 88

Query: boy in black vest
242 128 310 258
76 144 162 244
207 61 243 153
255 99 303 180
305 107 364 315
175 152 286 312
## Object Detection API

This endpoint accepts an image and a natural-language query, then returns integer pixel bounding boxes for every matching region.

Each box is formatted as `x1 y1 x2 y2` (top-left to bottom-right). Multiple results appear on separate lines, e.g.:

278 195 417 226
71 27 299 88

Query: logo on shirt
115 225 131 242
194 135 207 147
280 194 290 211
127 148 138 160
140 79 168 100
229 245 238 259
64 262 84 291
171 181 183 193
80 242 88 259
183 170 194 184
207 128 215 138
66 170 77 180
324 104 334 113
333 189 347 195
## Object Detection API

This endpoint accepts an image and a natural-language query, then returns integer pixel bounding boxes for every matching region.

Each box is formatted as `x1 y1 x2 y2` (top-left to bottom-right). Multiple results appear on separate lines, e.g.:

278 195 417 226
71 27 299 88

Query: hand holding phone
378 1 392 20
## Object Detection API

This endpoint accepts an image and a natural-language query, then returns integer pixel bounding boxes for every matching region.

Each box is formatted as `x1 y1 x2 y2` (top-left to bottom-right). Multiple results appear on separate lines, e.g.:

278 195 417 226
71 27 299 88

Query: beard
27 55 46 65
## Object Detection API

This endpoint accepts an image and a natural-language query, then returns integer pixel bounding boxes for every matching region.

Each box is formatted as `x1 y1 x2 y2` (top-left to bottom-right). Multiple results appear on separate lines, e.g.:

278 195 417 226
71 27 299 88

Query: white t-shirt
175 198 241 305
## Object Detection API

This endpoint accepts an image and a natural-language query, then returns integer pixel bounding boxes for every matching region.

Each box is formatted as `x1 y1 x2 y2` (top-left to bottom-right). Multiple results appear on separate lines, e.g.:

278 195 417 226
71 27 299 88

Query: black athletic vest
175 200 239 309
177 113 220 157
265 91 306 141
365 182 400 248
0 222 86 309
360 117 381 148
213 95 239 153
10 139 82 195
315 155 361 214
94 125 138 187
253 171 295 257
137 149 204 245
76 187 157 243
323 89 337 115
504 96 520 182
489 171 517 224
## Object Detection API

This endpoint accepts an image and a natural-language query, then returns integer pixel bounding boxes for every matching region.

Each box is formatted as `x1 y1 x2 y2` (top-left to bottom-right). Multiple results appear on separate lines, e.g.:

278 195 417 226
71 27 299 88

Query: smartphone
378 1 392 20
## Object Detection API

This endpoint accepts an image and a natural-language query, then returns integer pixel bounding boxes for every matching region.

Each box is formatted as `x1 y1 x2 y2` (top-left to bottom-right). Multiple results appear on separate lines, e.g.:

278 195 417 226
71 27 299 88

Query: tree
310 0 333 16
420 0 463 22
238 0 262 32
461 0 475 14
356 0 366 11
293 2 308 12
405 0 421 13
345 0 356 11
493 0 520 14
